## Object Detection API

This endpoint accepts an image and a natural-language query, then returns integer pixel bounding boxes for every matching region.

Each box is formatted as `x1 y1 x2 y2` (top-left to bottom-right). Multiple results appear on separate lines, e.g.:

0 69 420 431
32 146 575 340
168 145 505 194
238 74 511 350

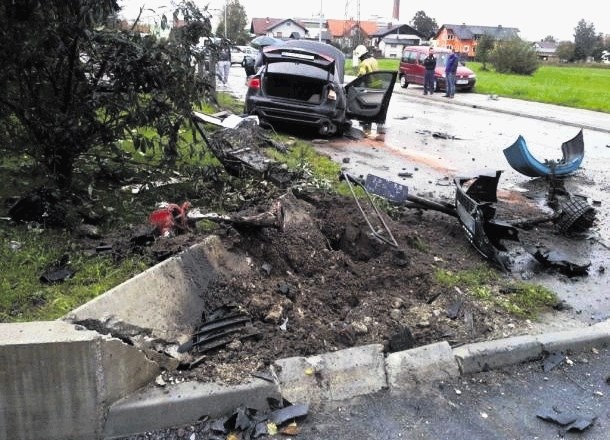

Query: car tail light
247 77 261 89
327 89 337 100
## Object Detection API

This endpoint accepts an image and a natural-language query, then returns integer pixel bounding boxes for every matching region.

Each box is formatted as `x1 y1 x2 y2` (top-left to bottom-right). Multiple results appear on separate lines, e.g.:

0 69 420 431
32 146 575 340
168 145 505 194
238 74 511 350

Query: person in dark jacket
444 48 459 98
423 47 436 95
241 55 255 77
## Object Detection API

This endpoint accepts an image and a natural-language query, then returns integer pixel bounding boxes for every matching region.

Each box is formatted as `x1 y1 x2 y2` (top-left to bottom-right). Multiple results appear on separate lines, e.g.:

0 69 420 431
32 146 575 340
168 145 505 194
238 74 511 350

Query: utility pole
224 0 227 39
318 0 322 42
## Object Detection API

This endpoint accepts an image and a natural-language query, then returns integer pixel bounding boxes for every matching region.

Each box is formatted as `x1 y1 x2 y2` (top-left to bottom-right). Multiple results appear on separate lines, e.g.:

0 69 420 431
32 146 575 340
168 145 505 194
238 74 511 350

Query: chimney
392 0 400 21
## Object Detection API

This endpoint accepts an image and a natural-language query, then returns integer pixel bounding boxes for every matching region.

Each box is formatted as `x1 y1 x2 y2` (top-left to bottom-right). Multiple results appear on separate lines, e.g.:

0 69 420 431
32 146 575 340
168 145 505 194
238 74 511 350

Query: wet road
296 347 610 439
226 65 610 332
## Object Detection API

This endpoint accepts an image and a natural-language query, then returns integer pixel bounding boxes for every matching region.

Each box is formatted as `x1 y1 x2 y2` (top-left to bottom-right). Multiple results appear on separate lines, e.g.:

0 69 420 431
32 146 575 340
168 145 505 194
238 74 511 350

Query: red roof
250 17 307 35
326 19 378 38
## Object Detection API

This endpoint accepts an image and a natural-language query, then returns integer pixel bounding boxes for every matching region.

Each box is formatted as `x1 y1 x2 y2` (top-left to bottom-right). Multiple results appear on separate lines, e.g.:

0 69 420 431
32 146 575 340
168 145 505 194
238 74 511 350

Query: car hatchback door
345 71 397 123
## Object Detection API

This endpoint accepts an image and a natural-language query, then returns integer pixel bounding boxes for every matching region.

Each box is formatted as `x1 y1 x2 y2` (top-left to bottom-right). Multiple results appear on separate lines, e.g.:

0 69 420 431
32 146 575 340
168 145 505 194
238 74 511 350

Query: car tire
399 75 408 88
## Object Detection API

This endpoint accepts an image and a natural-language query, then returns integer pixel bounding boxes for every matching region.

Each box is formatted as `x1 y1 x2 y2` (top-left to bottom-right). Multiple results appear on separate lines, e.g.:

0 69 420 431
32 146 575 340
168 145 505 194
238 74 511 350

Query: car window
406 51 417 63
435 53 448 67
418 52 426 63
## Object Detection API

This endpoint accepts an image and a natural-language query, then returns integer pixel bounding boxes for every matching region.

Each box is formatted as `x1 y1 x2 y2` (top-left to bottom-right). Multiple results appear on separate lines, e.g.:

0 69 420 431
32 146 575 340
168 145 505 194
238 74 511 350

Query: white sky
119 0 606 42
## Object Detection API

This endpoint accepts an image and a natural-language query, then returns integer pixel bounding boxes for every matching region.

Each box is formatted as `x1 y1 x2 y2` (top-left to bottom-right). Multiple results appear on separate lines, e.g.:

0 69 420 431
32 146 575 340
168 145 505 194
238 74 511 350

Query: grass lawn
347 58 610 113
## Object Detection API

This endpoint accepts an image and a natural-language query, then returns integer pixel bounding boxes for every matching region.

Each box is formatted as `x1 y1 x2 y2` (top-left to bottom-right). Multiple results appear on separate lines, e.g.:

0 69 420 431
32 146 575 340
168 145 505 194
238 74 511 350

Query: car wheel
399 75 408 88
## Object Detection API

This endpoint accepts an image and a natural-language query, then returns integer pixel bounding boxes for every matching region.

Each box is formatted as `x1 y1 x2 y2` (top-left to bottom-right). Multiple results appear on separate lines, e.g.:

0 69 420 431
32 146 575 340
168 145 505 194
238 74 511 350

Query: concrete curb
103 320 610 437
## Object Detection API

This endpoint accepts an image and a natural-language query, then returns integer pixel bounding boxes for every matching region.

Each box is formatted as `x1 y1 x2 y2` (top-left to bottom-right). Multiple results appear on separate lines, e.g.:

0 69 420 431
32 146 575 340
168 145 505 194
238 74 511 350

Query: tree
573 19 597 60
475 34 495 70
410 10 438 39
490 38 539 75
556 41 576 62
216 0 250 44
0 0 213 190
543 35 556 43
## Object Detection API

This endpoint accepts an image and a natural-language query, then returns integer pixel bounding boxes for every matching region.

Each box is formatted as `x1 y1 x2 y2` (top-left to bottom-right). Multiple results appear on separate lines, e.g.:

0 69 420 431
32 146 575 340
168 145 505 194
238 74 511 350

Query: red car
398 46 476 92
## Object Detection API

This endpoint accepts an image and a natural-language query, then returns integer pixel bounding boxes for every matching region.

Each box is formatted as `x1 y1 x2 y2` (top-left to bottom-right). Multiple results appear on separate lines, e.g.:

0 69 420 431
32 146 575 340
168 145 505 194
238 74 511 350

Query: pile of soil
148 189 529 384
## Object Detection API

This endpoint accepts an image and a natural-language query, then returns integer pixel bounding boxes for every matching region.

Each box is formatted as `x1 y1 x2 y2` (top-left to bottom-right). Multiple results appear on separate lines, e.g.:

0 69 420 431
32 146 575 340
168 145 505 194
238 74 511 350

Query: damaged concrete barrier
452 335 543 374
274 344 386 404
104 379 281 438
0 321 158 440
385 341 459 390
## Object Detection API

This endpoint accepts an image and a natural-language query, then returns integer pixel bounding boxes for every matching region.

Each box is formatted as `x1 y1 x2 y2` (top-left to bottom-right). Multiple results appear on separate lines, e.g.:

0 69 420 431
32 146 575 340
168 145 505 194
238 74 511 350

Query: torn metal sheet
454 170 520 271
503 129 584 177
530 246 591 277
536 407 597 433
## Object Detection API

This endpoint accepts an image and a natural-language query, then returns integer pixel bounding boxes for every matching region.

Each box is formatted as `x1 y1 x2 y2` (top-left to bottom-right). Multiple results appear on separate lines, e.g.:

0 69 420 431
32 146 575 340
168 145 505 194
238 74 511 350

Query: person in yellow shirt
353 45 384 137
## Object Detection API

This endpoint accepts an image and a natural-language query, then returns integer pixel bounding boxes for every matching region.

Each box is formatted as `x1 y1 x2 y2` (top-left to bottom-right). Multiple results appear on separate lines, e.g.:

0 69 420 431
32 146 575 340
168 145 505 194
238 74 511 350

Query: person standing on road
444 48 459 98
353 44 385 137
216 40 231 87
423 47 436 95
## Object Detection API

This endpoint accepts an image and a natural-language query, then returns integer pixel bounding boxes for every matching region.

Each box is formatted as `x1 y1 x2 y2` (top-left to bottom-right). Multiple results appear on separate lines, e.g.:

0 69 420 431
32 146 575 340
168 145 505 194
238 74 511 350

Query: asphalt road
296 347 610 439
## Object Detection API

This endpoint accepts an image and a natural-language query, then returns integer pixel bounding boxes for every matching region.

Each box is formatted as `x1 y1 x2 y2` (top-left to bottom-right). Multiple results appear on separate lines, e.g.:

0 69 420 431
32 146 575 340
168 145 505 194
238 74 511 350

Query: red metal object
149 202 191 236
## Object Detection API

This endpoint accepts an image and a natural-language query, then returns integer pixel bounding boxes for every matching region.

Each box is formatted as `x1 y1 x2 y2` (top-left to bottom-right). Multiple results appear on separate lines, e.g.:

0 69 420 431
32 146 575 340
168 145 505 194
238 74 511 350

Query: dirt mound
166 190 520 384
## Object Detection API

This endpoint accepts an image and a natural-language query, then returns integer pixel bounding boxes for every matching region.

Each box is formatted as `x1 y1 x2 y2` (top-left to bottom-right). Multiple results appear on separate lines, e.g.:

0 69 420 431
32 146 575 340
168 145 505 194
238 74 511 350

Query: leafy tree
543 35 556 43
216 0 250 44
556 41 576 62
410 10 438 39
490 38 539 75
573 19 596 60
475 34 495 70
0 0 212 190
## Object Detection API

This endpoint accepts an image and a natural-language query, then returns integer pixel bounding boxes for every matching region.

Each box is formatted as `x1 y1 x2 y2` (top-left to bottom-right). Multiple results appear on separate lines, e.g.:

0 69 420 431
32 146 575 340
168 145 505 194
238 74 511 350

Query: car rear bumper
246 98 345 132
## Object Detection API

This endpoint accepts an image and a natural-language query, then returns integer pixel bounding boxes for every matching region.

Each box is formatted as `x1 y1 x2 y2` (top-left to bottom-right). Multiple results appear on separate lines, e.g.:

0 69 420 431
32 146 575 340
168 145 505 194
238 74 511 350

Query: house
325 19 378 49
433 24 520 60
532 41 558 62
371 24 426 58
250 17 309 40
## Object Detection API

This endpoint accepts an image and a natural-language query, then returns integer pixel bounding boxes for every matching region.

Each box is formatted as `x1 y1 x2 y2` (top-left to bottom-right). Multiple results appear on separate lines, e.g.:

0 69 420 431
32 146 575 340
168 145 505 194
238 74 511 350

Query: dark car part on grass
191 112 295 187
454 171 520 271
503 129 584 177
244 40 396 136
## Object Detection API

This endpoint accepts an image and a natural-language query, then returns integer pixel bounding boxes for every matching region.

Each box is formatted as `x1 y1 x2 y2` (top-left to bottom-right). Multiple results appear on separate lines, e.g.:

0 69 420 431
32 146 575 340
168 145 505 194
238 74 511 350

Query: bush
490 38 539 75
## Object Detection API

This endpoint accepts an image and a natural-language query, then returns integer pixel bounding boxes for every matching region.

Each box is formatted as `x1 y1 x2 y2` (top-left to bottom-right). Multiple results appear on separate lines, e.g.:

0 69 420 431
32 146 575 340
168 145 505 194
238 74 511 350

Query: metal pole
318 0 322 42
224 0 227 39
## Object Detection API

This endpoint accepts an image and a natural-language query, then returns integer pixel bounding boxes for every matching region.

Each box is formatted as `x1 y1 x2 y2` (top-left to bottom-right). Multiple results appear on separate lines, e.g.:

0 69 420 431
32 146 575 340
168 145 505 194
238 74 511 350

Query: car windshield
435 53 449 67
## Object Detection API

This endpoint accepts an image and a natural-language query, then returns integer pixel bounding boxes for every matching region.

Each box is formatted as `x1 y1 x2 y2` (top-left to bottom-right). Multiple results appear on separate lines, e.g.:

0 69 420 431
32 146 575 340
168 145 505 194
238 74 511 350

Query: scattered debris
454 170 520 271
503 129 584 177
543 352 566 372
39 254 75 284
149 202 192 236
530 247 591 277
536 407 597 433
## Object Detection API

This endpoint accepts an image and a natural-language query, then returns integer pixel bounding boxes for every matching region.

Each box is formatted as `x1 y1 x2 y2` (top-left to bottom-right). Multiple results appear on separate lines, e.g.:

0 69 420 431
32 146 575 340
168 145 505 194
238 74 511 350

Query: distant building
250 17 309 40
371 24 426 58
532 41 558 62
433 24 520 60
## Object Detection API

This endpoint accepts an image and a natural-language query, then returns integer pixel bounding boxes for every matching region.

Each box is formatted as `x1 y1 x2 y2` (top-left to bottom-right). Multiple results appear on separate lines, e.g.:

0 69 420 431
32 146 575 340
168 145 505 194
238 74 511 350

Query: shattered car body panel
245 40 396 136
503 129 584 177
454 171 520 270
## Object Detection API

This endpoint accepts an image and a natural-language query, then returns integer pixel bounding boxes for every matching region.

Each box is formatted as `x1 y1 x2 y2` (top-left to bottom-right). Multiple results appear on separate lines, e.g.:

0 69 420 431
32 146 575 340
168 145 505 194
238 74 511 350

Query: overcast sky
119 0 606 42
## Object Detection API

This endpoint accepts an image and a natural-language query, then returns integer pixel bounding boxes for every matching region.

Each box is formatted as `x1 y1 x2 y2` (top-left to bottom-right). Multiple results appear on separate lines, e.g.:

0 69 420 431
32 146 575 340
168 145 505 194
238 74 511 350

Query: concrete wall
0 321 158 440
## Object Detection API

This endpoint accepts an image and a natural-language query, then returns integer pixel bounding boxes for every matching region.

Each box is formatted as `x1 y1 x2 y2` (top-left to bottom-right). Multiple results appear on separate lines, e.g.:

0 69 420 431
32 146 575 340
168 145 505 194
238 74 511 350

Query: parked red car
398 46 476 92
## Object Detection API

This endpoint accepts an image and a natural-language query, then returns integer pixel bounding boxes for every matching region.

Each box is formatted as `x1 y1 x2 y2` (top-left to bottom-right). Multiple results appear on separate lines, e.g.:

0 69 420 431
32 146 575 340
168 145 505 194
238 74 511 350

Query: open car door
345 71 397 123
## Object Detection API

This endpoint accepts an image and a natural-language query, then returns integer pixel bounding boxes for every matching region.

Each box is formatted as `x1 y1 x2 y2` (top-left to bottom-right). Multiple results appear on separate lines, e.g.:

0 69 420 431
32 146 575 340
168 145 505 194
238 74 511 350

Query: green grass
0 227 150 321
346 58 610 113
434 267 558 319
468 63 610 112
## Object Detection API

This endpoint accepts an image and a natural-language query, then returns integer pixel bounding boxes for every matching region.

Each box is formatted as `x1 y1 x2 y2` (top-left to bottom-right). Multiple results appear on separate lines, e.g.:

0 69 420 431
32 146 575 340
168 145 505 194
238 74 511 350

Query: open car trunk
262 70 328 104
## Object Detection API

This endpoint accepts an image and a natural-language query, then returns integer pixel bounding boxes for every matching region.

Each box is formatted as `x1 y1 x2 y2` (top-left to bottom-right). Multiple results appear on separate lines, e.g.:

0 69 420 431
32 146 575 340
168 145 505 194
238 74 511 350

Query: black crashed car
244 40 396 136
